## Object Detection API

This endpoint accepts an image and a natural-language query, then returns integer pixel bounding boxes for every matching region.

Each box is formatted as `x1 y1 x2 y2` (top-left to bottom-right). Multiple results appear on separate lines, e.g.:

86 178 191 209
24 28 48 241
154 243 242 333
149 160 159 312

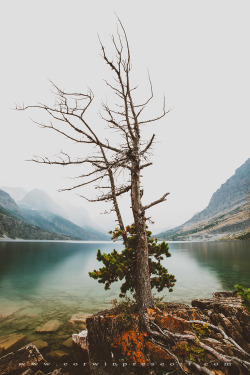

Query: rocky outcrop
192 291 250 352
86 292 250 374
0 189 21 216
0 344 68 375
0 344 46 375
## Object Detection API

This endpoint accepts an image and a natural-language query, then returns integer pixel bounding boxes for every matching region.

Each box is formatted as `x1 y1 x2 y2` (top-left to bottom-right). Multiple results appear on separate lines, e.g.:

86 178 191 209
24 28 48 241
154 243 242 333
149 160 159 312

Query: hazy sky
1 0 249 232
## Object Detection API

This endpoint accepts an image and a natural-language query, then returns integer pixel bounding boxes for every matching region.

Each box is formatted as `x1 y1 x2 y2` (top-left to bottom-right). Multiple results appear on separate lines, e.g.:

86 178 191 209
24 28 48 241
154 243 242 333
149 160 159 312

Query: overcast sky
1 0 249 232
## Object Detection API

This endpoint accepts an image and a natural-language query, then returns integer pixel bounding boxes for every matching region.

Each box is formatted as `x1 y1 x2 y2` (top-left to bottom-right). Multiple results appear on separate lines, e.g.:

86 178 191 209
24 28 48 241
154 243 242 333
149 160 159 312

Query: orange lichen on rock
155 313 191 334
112 325 148 365
147 308 156 318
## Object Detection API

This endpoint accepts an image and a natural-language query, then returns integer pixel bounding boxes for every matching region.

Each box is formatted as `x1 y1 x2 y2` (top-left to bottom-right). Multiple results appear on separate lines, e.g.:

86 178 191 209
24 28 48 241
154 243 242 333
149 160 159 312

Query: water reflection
0 240 249 317
168 241 250 290
0 241 123 304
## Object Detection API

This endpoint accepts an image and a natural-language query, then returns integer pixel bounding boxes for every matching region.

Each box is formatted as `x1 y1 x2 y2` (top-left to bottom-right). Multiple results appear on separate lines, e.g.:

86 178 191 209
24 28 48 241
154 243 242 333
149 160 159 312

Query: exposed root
174 317 250 358
149 337 188 375
160 328 250 371
142 312 250 374
188 361 214 375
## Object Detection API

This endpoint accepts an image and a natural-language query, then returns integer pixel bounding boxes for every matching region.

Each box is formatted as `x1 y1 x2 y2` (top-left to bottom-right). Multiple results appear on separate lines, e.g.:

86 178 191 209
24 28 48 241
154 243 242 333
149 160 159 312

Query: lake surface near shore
0 240 249 358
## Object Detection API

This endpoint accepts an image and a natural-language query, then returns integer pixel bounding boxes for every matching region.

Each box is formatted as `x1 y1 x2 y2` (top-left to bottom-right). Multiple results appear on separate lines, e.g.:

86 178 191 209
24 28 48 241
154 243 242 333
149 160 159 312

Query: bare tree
17 20 250 374
17 19 170 327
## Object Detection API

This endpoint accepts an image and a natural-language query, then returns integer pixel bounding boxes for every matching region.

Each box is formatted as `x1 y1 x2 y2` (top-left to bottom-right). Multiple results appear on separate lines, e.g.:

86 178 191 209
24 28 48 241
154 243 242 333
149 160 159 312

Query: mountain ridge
158 158 250 241
0 189 108 240
0 205 78 241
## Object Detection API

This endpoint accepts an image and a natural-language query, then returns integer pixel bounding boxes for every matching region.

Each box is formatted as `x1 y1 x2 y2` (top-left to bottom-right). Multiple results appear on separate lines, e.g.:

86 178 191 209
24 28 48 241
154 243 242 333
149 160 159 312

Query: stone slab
0 333 25 355
31 340 48 350
69 312 90 325
35 320 61 333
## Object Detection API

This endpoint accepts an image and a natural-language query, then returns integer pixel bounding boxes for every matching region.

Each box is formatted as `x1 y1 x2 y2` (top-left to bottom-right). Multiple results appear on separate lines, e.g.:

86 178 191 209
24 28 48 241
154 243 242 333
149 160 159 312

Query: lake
0 240 249 362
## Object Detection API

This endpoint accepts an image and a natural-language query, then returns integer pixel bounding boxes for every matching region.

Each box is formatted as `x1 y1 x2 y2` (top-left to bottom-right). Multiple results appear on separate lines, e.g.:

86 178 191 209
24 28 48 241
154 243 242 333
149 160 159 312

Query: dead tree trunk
131 158 155 317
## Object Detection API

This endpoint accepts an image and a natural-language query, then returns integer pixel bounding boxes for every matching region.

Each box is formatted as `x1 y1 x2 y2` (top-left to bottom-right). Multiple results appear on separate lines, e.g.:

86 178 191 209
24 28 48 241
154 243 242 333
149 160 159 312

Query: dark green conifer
89 224 176 298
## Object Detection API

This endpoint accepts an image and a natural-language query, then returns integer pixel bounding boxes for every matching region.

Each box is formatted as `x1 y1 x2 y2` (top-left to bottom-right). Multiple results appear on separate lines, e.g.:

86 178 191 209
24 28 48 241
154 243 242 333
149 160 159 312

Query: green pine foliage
89 224 176 298
235 284 250 311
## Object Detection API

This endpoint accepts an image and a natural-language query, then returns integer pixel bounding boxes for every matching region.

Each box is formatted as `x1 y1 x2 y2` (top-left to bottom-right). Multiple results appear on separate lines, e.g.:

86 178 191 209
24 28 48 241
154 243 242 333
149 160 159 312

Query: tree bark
131 160 154 318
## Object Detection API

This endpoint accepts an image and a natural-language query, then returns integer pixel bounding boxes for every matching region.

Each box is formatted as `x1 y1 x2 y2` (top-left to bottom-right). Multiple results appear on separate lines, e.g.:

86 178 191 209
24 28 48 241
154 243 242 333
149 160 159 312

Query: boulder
0 343 46 375
72 330 89 362
72 329 87 349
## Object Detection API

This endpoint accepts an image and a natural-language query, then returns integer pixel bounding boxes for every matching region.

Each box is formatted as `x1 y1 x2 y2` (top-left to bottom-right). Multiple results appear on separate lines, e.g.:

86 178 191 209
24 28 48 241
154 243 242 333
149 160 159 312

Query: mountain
0 190 78 240
20 208 106 240
18 189 108 240
158 158 250 241
0 188 108 240
0 190 22 216
1 186 28 201
0 205 77 240
18 189 67 218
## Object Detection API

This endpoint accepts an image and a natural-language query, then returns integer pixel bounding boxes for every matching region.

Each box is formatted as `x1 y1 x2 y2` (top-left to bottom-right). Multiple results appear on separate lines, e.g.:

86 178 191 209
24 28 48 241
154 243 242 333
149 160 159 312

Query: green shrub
235 284 250 311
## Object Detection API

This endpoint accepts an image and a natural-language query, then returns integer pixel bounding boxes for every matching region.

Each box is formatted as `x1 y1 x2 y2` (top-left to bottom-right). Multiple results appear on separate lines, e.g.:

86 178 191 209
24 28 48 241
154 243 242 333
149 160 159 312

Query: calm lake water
0 240 249 360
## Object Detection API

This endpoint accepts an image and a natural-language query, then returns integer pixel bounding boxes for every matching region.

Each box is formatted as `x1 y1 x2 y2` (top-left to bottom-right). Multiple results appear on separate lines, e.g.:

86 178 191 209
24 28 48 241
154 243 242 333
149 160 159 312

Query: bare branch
141 134 155 154
58 174 107 192
140 162 153 170
143 192 170 211
138 106 172 126
28 154 96 166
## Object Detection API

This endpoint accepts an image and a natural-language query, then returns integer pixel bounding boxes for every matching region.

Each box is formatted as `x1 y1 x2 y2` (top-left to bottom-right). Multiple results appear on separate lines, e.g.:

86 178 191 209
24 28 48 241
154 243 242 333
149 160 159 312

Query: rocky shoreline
0 292 249 375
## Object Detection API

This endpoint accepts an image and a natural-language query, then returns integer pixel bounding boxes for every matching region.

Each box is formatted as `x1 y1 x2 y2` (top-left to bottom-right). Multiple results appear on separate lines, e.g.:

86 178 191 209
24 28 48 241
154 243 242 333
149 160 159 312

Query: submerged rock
69 312 89 326
62 337 72 348
0 333 25 355
46 350 69 361
31 340 48 350
0 306 21 322
35 320 61 333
